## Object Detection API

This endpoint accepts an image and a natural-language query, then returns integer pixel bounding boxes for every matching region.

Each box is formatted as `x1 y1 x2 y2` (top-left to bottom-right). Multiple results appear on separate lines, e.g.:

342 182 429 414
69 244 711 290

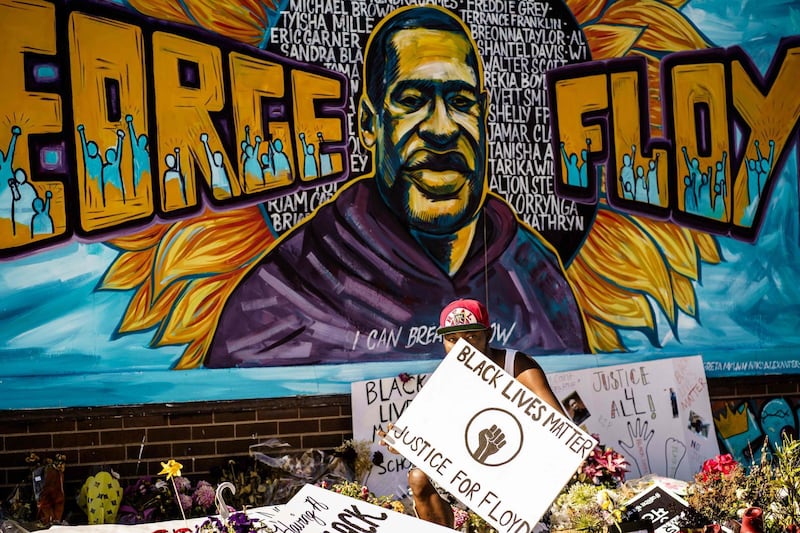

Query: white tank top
503 349 516 376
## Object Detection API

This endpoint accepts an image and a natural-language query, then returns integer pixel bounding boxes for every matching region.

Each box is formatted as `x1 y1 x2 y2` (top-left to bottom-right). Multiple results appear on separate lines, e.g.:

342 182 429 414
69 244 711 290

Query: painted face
442 328 489 355
372 29 487 235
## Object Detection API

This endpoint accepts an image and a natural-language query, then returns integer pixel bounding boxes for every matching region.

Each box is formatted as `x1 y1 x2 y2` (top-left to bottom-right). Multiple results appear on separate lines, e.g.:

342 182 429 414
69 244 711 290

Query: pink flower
580 443 629 485
700 453 738 482
193 481 215 509
173 476 191 492
452 507 470 529
360 486 369 500
179 493 192 510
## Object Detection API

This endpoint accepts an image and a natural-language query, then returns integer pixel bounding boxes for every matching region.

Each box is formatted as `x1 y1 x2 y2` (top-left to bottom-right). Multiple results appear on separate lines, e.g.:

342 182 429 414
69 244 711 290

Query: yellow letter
610 69 668 207
229 52 292 193
291 69 346 182
669 62 730 219
0 0 64 251
69 12 152 231
730 45 800 228
151 32 236 211
551 74 606 192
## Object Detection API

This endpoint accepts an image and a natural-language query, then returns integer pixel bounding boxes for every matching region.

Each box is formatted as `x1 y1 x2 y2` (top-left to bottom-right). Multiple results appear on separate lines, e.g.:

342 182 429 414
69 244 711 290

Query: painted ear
359 96 377 149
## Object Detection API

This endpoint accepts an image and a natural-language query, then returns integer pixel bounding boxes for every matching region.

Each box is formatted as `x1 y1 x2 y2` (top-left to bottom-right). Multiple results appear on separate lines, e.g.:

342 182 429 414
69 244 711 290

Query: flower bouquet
548 438 632 533
684 434 800 533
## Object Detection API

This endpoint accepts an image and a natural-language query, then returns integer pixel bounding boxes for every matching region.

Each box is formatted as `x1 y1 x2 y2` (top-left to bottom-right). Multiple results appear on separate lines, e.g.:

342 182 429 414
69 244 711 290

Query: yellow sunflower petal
671 271 698 318
106 224 169 252
633 217 699 281
576 209 676 324
565 0 609 26
601 0 711 52
152 208 272 297
583 315 626 353
118 280 155 334
127 0 194 27
693 231 723 264
158 277 233 346
100 249 154 291
568 256 657 330
584 24 643 60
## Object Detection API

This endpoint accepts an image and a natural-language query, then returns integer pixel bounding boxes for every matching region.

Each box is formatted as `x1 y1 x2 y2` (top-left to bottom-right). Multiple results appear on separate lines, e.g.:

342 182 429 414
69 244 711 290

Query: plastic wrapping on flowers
212 440 356 511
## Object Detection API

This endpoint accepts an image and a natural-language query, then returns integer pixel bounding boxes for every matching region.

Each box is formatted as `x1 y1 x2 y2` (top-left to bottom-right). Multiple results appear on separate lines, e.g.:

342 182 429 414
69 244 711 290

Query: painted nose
418 96 458 147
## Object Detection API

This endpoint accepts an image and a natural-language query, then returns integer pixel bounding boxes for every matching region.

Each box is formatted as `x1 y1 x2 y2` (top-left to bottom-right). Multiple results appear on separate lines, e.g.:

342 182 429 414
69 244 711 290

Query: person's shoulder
512 350 544 372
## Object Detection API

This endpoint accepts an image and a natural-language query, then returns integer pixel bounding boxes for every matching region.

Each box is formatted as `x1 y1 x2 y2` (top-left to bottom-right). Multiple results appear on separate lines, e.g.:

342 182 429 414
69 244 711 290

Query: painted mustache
405 151 472 173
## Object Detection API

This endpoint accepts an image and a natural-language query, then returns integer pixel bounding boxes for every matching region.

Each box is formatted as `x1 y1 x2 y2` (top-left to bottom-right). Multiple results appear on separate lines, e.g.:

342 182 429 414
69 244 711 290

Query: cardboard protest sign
625 483 691 533
350 373 428 497
246 505 285 523
548 356 719 481
386 338 597 533
267 483 452 532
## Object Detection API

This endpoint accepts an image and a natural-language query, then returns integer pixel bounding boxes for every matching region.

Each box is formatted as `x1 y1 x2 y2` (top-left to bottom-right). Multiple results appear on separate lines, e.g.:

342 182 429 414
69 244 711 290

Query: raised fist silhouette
472 424 506 463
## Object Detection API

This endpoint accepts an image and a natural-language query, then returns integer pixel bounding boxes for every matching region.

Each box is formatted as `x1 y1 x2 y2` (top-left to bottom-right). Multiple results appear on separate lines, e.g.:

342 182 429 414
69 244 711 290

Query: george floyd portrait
204 5 588 368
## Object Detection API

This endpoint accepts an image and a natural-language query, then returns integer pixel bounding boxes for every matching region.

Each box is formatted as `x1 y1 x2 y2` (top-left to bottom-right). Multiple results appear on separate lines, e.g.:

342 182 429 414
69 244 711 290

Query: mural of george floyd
1 0 800 414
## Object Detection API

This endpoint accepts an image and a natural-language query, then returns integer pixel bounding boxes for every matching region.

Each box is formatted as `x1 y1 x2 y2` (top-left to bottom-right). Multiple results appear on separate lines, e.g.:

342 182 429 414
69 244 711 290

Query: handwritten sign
548 356 718 480
268 483 452 532
386 338 596 533
625 483 690 533
351 373 427 497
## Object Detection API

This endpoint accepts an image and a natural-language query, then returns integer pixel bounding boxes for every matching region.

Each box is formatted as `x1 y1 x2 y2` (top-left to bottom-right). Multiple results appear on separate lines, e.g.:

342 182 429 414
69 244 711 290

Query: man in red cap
382 298 565 527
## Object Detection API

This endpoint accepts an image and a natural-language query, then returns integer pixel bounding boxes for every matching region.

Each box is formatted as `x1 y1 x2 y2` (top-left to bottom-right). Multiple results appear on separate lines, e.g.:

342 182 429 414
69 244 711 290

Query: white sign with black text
386 338 597 533
268 483 452 532
548 355 719 481
350 373 428 497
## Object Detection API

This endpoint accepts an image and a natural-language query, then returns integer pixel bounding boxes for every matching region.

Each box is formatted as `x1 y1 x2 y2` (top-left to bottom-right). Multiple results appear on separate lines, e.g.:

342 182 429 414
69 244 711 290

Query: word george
1 0 348 258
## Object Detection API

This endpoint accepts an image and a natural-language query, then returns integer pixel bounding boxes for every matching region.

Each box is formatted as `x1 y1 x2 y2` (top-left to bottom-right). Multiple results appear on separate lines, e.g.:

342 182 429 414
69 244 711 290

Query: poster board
548 356 718 481
268 483 451 532
386 338 596 532
625 483 691 533
350 373 428 497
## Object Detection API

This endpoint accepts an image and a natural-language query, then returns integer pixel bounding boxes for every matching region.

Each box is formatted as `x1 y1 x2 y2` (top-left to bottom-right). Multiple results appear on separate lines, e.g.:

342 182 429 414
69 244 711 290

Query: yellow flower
158 459 183 480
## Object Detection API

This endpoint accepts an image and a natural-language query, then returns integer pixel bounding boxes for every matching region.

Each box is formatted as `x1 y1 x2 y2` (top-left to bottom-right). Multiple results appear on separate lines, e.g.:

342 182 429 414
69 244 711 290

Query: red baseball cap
437 299 490 335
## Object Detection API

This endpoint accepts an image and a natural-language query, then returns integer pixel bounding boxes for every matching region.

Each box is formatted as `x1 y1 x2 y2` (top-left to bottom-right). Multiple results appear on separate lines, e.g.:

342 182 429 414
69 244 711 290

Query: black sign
625 484 689 533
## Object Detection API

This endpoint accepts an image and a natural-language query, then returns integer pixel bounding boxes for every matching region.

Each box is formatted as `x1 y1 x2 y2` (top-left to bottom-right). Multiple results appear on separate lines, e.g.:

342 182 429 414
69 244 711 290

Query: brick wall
1 375 798 508
0 394 352 501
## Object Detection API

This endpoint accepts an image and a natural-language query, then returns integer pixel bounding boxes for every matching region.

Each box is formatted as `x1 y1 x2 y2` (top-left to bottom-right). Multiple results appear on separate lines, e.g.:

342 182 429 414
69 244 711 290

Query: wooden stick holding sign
385 338 597 533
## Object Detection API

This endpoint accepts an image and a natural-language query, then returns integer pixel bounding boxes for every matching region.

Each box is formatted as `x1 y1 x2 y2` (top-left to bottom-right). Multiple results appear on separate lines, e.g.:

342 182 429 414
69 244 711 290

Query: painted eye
448 93 476 112
395 90 427 111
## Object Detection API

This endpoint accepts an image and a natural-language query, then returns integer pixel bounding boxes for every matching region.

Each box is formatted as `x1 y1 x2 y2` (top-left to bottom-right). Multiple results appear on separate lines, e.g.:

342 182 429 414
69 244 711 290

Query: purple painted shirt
205 178 587 367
